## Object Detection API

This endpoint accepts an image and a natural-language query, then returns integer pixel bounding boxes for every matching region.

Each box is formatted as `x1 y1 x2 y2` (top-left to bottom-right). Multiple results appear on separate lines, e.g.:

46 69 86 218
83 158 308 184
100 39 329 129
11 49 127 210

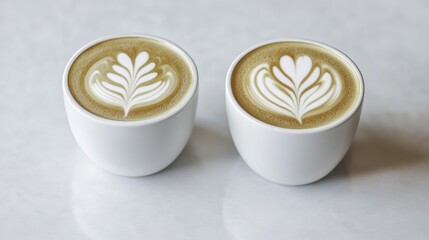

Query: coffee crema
68 37 195 121
231 41 361 129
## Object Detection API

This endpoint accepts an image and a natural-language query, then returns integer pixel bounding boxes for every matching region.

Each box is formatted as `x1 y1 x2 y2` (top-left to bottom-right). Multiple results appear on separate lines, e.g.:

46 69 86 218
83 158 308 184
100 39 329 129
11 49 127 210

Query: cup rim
225 38 365 134
63 33 198 127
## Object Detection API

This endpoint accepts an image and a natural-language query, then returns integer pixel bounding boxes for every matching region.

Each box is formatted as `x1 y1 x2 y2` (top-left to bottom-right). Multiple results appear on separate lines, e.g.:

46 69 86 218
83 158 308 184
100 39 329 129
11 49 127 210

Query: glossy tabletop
0 0 428 239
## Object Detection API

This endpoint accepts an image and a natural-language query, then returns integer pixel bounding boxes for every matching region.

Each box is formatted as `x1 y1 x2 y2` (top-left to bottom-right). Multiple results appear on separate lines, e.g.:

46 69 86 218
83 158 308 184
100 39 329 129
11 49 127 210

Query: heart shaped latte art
85 52 176 117
249 55 342 124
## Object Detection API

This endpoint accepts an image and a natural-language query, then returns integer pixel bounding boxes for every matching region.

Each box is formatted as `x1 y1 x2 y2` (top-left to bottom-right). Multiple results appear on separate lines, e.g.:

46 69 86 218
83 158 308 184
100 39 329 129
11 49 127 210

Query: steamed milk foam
68 37 195 121
231 41 360 129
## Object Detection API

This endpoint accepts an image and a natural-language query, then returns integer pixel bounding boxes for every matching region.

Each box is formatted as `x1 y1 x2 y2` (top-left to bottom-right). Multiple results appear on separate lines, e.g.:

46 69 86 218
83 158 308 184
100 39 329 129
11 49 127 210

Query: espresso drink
68 36 195 121
231 41 361 129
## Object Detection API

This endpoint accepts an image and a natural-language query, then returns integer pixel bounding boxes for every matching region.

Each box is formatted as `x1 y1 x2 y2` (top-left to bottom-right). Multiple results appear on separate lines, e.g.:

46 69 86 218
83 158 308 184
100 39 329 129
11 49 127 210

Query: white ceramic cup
63 34 198 177
226 39 364 185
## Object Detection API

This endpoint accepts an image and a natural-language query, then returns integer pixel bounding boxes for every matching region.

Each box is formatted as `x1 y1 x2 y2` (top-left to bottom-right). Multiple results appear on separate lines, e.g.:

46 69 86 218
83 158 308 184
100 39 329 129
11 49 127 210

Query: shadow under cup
63 34 198 177
225 39 364 185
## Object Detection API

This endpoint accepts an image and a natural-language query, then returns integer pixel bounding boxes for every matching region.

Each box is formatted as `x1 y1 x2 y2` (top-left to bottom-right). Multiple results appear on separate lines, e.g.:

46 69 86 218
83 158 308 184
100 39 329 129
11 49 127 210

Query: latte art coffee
231 41 361 129
68 36 196 121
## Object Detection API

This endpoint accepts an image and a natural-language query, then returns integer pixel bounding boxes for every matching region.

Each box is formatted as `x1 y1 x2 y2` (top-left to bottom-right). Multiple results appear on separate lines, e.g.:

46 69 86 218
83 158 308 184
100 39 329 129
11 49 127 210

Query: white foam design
86 52 175 117
249 55 342 123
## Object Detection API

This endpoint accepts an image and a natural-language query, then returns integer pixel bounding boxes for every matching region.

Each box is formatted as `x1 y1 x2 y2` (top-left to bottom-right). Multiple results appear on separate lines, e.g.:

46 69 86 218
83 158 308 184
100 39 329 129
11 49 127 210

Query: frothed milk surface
231 41 361 129
68 37 195 121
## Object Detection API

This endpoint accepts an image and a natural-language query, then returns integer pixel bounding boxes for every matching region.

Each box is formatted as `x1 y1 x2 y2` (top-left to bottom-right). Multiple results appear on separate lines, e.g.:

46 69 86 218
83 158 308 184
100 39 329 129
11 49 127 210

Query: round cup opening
63 33 199 127
226 38 364 134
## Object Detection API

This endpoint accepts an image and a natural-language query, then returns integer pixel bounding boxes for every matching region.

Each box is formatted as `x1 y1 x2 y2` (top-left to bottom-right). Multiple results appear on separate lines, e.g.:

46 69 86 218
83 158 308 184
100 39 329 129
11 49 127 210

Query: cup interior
63 33 199 127
225 38 364 134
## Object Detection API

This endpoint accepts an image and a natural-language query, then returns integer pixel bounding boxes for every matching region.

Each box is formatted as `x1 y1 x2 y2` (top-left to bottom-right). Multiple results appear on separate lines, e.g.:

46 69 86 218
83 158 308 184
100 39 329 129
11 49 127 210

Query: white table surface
1 0 429 239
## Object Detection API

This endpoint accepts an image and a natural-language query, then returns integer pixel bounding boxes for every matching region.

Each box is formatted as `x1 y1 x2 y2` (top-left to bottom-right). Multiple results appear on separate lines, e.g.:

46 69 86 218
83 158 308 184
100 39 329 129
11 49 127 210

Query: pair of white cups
63 34 364 185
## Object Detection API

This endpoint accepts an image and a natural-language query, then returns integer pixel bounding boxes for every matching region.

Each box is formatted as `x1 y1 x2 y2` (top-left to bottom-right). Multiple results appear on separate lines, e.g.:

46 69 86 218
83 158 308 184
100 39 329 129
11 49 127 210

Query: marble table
1 0 428 239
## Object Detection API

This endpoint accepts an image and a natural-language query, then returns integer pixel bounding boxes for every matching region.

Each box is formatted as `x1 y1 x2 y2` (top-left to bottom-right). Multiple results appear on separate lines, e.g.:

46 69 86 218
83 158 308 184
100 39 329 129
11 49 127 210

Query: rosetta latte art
86 51 176 117
249 55 342 124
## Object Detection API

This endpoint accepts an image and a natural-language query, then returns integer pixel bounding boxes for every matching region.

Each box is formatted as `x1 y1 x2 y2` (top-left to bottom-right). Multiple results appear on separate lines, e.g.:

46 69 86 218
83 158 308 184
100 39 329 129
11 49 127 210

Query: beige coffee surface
231 41 360 129
68 37 194 121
